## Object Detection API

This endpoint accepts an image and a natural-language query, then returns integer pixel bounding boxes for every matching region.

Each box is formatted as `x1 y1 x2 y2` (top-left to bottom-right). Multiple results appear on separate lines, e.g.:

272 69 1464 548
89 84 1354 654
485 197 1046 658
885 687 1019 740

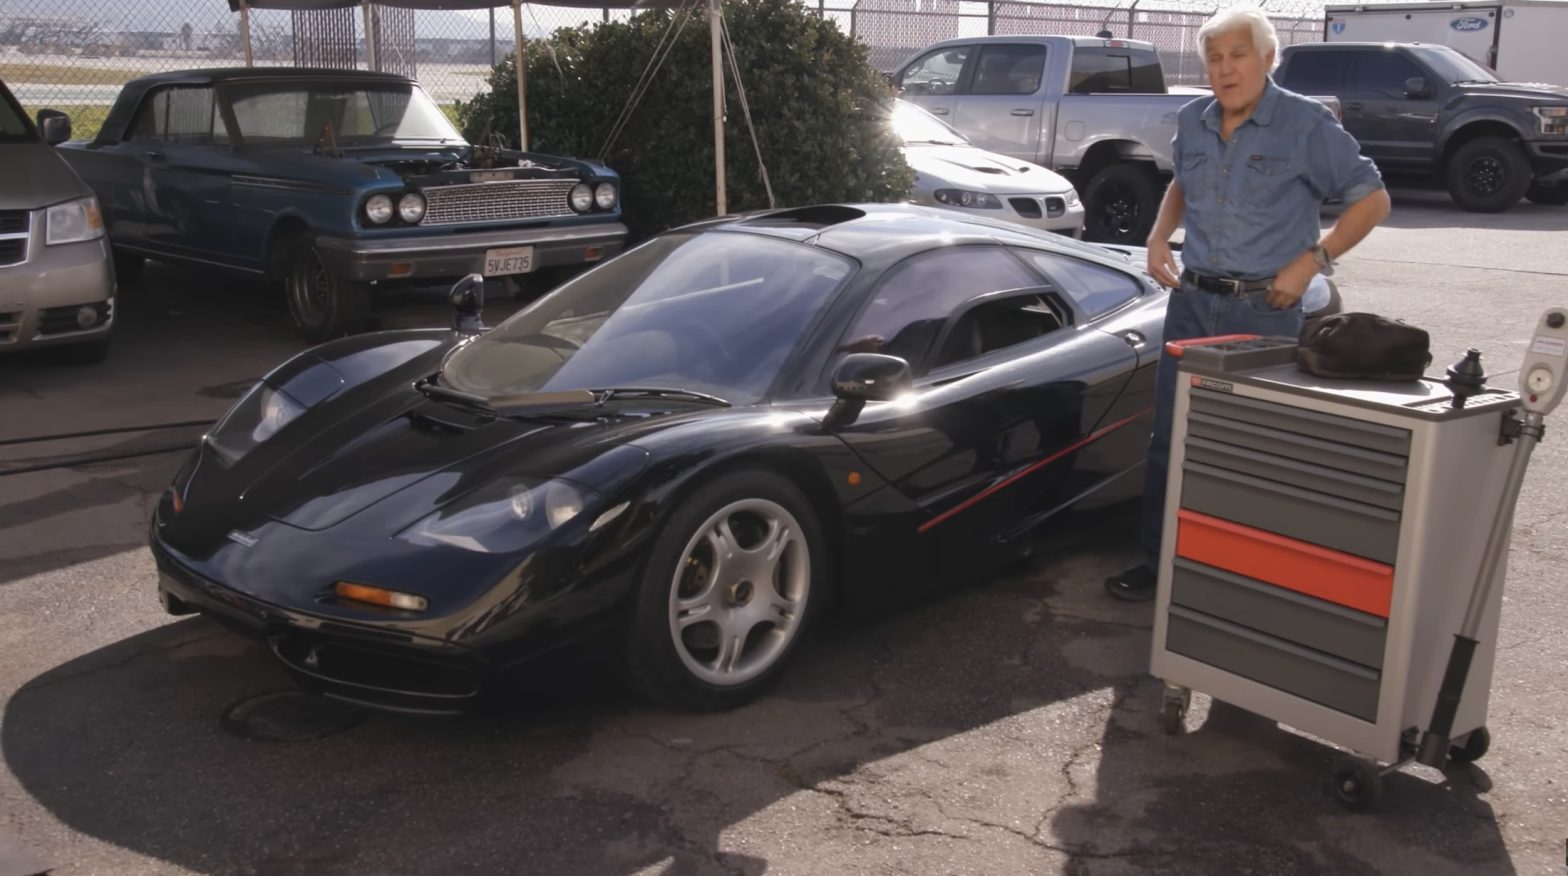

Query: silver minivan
0 78 115 363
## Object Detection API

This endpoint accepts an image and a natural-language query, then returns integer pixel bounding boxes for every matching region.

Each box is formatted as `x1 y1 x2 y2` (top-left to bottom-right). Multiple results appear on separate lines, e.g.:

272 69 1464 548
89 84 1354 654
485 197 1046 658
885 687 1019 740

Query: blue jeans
1137 282 1305 566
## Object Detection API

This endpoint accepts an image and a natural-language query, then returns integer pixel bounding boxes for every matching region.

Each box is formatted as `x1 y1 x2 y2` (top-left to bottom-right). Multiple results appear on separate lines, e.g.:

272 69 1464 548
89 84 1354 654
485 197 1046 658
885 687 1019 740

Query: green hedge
456 0 913 240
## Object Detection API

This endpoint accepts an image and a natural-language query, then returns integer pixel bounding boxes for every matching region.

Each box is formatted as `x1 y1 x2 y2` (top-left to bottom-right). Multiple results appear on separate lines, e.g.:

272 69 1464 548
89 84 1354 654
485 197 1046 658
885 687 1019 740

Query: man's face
1204 26 1273 114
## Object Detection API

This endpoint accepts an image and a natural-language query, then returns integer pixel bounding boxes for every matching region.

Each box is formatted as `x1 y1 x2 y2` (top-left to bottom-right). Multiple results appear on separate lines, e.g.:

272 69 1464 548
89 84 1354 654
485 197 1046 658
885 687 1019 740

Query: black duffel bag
1297 312 1432 382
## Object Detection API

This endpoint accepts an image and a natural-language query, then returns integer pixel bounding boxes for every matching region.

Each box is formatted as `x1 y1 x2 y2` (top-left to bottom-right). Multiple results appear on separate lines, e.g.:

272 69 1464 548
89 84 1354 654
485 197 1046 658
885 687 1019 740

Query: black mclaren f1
150 203 1309 714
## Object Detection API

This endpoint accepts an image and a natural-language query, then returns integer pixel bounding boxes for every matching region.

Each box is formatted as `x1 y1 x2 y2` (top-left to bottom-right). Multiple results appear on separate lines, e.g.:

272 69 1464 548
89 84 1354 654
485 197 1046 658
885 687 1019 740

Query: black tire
283 233 373 344
1330 756 1383 812
624 469 829 712
112 250 144 289
1526 180 1568 206
1445 136 1531 213
1449 726 1491 764
1081 163 1161 245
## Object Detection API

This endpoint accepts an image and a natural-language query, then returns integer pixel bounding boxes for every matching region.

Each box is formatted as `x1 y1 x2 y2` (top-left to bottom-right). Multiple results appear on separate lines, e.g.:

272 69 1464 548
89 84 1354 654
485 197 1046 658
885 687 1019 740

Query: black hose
0 418 216 448
0 443 194 478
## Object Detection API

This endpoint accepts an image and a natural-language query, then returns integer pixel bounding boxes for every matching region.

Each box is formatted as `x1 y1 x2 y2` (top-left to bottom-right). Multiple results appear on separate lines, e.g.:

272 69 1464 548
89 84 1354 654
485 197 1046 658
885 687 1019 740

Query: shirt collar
1203 76 1282 133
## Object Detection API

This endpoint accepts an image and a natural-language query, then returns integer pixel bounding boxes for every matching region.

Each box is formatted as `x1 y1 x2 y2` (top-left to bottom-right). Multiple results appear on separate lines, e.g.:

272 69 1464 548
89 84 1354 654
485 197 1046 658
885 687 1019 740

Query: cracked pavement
2 194 1566 875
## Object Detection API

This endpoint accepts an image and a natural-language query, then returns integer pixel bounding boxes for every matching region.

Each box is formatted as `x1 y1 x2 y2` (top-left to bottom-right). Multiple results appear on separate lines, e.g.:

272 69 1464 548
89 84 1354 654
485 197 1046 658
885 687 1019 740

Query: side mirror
450 273 485 332
37 109 71 146
1404 77 1431 99
824 353 913 428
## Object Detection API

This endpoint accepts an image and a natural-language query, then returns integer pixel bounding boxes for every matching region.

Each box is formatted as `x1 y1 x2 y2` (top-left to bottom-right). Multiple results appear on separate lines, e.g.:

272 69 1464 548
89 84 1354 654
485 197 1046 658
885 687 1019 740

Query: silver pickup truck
893 35 1341 245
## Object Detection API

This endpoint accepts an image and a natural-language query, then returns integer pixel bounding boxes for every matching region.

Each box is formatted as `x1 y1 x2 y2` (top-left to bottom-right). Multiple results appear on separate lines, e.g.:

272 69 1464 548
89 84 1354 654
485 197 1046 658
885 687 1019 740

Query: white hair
1198 5 1280 64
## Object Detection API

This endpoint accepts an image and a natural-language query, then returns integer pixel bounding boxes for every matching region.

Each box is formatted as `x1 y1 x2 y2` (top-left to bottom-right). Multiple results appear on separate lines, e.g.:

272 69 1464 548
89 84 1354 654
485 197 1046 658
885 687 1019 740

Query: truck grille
0 210 28 266
421 179 578 226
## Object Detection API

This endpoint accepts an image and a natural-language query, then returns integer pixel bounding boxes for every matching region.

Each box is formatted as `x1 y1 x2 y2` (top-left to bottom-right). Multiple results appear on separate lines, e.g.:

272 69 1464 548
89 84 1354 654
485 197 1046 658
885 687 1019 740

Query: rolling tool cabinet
1147 336 1521 809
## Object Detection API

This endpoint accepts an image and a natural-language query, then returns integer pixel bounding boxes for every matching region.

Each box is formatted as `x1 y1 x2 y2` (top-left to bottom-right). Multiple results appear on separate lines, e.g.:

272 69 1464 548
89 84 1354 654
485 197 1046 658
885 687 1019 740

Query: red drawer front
1175 509 1394 618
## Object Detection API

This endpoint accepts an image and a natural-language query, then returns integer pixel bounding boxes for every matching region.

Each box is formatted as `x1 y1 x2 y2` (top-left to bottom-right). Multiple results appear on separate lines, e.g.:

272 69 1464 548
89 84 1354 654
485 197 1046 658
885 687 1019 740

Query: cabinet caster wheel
1450 726 1491 764
1161 699 1186 735
1331 756 1383 812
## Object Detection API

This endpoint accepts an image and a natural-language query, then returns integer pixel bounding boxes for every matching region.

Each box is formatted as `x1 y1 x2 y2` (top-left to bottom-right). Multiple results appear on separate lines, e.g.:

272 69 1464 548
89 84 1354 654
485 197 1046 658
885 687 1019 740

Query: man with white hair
1105 5 1392 601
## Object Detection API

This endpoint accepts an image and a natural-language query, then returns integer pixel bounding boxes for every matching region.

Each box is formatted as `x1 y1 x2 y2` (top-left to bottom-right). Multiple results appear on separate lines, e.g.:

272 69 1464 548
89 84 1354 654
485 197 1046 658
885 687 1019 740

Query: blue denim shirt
1173 78 1384 281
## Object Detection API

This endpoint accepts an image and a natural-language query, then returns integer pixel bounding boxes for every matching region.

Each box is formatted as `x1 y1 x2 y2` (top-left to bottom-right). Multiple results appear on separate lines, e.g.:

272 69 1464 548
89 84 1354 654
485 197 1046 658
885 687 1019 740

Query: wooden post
362 2 378 71
709 0 725 215
239 0 253 67
513 0 528 151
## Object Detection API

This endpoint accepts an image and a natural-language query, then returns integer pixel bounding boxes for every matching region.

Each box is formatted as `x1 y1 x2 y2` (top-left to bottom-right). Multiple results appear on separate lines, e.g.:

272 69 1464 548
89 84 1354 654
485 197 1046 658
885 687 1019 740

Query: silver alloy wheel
667 497 810 687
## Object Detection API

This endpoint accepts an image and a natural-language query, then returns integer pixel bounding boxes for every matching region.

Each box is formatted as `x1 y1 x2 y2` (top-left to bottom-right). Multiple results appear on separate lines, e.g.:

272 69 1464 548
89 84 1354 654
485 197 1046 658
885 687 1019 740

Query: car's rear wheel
1445 136 1531 213
1526 179 1568 206
284 234 372 344
625 469 827 711
1081 163 1160 245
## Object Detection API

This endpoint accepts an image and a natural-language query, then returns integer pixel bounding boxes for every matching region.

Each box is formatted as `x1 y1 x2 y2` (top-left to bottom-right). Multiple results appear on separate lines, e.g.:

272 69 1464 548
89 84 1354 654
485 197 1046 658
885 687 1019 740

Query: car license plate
484 246 535 276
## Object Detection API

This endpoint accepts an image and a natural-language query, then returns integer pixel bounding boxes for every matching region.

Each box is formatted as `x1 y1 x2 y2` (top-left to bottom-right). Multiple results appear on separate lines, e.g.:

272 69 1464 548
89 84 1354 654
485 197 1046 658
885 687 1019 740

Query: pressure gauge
1526 366 1554 394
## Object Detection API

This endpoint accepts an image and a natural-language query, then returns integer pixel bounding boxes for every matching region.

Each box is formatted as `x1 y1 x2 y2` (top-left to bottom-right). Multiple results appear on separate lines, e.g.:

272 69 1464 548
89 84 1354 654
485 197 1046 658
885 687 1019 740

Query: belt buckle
1219 277 1243 296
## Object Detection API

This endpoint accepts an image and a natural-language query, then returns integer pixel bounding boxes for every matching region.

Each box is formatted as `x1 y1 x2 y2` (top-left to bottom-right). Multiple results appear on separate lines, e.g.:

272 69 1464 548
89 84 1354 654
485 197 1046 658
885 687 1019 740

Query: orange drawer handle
1175 509 1394 618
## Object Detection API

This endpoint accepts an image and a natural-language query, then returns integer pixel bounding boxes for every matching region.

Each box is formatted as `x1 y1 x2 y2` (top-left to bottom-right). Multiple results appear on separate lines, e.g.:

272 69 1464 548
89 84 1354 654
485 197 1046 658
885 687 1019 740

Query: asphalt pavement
1 191 1566 875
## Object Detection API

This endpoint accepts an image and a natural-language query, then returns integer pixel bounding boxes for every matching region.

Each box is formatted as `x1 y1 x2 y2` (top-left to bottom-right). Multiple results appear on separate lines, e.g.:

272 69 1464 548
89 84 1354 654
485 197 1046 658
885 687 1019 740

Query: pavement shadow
1372 187 1568 232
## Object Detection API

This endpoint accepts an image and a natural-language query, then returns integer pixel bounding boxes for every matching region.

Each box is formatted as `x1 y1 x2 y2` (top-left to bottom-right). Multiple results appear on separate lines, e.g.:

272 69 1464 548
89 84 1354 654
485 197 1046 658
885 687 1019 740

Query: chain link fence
0 0 1388 138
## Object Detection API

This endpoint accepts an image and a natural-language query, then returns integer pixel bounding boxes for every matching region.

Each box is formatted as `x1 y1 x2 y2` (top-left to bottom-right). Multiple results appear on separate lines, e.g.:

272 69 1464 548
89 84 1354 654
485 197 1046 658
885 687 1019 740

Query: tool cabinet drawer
1189 389 1412 461
1180 462 1401 564
1183 436 1405 512
1169 558 1388 668
1166 605 1381 721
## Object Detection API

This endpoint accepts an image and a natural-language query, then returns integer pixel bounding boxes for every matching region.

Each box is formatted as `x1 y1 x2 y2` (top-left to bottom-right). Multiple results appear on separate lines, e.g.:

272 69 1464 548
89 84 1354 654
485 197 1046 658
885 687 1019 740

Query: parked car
1323 0 1568 88
0 77 115 363
892 35 1344 244
56 68 629 342
151 202 1185 714
1276 41 1568 211
893 99 1084 237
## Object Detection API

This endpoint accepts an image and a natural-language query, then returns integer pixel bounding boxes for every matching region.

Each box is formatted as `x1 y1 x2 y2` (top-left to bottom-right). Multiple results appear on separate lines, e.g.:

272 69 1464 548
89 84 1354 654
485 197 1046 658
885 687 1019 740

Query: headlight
45 196 105 245
1063 189 1080 207
569 183 593 213
933 189 1002 209
594 182 617 210
365 194 394 224
1535 106 1568 135
400 479 595 553
206 382 306 465
398 192 426 224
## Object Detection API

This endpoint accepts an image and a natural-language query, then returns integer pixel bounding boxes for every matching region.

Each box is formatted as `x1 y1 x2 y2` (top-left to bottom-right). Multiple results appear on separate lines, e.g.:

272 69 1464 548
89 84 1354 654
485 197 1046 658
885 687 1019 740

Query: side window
1347 51 1425 94
1016 249 1140 319
1070 48 1132 94
1282 51 1344 93
126 87 215 144
969 44 1046 96
839 246 1039 372
1129 54 1165 93
898 47 971 96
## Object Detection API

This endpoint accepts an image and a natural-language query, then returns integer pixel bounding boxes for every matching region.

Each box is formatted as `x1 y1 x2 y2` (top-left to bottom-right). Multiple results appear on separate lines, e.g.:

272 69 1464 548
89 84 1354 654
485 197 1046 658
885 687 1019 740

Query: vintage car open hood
0 141 91 210
904 144 1074 195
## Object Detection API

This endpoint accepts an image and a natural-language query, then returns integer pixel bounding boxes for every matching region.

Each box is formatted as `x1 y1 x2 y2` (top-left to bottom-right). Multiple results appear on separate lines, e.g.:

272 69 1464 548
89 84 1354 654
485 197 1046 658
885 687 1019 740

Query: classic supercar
154 202 1281 714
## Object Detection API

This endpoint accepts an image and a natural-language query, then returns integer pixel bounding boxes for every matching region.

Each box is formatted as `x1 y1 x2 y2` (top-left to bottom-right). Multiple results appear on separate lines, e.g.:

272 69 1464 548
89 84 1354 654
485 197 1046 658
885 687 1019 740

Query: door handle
1119 330 1147 348
144 151 167 163
1345 101 1364 111
1011 108 1035 117
929 107 949 115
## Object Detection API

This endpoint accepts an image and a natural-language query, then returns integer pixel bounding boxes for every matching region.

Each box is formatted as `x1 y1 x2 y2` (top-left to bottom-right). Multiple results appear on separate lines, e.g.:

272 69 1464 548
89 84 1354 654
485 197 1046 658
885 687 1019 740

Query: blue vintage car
57 67 628 341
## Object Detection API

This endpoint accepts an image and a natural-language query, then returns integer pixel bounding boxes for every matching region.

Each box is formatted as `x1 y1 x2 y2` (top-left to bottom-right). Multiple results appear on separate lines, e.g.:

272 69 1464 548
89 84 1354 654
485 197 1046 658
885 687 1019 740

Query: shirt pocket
1178 153 1211 198
1241 154 1296 208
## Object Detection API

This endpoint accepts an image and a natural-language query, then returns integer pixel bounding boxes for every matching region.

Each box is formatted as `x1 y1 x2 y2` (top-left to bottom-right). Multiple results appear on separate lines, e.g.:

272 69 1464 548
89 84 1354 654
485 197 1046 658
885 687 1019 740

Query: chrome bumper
316 221 630 284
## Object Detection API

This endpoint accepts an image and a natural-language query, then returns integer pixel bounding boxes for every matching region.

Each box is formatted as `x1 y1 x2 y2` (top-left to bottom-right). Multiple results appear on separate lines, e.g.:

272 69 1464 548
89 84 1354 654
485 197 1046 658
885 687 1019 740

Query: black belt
1181 268 1273 296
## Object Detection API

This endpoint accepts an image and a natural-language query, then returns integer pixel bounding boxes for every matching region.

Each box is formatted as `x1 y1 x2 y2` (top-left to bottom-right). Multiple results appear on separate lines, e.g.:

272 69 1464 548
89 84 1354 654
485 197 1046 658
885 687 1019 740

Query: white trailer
1324 0 1568 86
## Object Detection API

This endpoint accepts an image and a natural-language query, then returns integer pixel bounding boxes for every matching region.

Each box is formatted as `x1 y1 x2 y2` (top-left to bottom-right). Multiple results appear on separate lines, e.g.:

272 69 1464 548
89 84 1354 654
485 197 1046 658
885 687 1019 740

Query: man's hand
1266 251 1317 309
1147 238 1181 288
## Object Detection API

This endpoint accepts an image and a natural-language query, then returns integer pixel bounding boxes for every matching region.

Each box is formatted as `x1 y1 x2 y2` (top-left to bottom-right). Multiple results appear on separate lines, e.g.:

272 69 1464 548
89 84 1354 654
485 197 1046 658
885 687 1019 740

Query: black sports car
152 203 1189 714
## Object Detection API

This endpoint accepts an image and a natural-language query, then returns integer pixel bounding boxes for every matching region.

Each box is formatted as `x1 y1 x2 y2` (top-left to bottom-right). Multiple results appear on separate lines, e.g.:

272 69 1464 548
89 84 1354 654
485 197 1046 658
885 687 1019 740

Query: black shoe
1105 564 1157 602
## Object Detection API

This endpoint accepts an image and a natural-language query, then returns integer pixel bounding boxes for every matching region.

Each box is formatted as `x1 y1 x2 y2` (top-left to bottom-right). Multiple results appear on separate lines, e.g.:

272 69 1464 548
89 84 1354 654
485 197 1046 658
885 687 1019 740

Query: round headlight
569 183 593 213
398 192 426 224
365 194 394 224
594 182 617 210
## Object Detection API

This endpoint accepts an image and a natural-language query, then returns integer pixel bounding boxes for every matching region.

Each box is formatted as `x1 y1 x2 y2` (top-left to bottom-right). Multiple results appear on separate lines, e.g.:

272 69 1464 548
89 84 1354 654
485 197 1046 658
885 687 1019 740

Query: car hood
0 141 89 210
1456 81 1568 101
904 144 1073 194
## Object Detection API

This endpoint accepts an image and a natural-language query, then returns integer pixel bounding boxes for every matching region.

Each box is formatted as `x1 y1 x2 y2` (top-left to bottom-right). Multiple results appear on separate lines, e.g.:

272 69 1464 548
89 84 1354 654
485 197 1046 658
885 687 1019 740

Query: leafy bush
456 0 913 239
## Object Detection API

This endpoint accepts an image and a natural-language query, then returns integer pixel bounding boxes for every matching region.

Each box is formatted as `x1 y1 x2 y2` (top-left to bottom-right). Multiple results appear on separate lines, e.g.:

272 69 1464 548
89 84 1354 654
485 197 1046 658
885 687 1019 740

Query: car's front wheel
284 234 372 344
1081 163 1159 245
625 469 828 711
1445 136 1531 213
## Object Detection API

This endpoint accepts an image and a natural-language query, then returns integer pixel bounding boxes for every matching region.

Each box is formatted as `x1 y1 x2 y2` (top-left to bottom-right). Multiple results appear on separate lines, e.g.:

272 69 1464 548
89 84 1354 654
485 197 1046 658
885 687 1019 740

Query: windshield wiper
594 387 731 407
416 376 494 412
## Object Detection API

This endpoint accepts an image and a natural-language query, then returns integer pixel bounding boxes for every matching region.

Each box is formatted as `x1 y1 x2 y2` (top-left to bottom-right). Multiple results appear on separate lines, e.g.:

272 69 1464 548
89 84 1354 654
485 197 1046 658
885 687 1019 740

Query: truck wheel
1082 164 1160 245
284 234 372 344
1526 180 1568 206
1445 136 1531 213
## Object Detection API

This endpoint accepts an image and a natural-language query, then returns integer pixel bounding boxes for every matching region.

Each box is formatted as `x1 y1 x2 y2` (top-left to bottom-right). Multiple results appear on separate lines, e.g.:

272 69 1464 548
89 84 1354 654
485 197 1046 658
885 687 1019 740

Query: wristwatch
1310 244 1336 276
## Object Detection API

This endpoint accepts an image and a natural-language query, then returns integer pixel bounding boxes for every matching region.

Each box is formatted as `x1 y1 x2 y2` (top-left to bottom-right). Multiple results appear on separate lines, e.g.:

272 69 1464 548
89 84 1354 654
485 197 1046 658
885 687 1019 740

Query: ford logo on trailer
1331 20 1346 33
1451 16 1490 31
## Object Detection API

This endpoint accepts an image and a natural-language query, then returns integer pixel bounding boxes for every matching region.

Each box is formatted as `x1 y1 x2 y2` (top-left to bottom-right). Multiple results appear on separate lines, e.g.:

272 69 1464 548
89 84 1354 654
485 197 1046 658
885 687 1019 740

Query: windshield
224 81 463 146
1415 46 1498 84
440 232 856 406
893 100 968 146
0 83 34 143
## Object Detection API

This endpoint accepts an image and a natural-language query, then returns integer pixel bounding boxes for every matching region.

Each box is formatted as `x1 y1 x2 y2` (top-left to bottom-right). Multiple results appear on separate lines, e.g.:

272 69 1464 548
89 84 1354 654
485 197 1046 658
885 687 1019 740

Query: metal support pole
239 0 253 67
362 2 378 71
489 7 496 67
709 0 726 216
513 0 528 151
